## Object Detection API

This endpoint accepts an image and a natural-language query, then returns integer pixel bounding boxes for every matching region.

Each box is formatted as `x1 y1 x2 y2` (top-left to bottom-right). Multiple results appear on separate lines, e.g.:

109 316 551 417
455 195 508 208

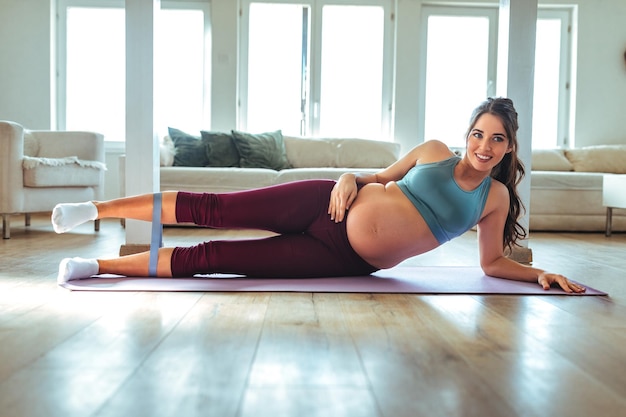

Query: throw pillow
531 149 573 171
200 130 240 167
331 138 401 168
231 130 291 170
160 136 176 167
168 127 209 167
283 136 337 168
565 145 626 173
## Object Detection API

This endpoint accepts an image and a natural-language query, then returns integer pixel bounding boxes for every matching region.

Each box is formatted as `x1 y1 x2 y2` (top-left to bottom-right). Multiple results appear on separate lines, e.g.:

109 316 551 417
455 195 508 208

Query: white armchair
0 121 106 239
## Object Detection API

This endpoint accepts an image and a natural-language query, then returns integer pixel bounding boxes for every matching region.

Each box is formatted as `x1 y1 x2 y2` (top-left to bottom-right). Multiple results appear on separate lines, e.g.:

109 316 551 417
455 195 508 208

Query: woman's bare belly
346 182 440 269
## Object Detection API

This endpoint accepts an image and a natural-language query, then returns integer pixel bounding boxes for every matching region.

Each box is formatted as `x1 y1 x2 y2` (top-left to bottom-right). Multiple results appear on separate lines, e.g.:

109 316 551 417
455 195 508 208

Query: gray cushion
168 127 209 167
231 130 291 170
200 131 240 167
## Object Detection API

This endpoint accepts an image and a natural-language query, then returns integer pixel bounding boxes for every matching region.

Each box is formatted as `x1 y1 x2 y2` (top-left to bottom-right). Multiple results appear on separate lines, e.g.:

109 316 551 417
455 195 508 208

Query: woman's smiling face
465 113 512 172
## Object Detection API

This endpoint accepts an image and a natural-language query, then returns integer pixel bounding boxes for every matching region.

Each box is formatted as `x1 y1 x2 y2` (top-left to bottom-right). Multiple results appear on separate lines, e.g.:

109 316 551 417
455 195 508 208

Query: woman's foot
51 202 98 233
57 257 99 284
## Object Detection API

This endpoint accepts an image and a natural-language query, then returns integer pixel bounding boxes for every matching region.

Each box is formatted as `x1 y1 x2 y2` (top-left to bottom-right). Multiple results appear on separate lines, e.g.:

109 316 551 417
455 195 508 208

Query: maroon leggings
170 180 378 278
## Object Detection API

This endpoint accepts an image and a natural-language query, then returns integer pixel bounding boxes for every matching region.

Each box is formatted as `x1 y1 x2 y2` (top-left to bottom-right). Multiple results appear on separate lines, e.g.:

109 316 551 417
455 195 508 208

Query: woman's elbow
480 258 502 277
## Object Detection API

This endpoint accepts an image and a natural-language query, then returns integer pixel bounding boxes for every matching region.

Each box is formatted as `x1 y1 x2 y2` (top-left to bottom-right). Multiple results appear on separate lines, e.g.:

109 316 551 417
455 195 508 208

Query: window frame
56 0 211 145
536 7 573 148
417 4 499 150
238 0 395 139
417 4 574 150
56 0 125 137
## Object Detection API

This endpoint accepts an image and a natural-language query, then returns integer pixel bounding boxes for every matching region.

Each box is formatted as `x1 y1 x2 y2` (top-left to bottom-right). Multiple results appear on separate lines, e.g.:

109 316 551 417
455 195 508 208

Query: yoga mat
58 266 607 295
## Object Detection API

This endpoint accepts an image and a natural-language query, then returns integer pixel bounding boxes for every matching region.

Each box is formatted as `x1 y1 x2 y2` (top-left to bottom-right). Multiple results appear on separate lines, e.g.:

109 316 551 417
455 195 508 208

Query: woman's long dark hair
465 97 527 251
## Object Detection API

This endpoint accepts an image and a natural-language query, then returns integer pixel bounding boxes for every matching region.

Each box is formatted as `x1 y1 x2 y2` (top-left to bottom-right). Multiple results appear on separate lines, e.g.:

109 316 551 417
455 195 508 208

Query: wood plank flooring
0 214 625 417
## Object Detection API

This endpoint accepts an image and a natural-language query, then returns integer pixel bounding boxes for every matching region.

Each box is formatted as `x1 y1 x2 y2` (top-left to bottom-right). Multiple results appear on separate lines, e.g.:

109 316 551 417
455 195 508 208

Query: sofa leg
25 213 31 227
2 214 10 239
94 219 100 232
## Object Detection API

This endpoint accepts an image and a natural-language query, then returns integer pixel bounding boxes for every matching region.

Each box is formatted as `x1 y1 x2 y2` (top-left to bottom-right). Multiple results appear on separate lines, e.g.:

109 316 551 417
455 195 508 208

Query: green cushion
200 131 240 167
168 127 209 167
231 130 291 170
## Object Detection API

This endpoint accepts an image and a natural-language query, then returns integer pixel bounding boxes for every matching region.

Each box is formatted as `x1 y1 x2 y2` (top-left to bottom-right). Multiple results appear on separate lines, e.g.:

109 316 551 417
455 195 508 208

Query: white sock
57 257 99 284
51 202 98 233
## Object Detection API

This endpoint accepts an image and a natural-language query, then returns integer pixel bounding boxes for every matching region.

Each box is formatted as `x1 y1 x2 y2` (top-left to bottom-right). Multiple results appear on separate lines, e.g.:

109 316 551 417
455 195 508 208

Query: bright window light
246 3 307 136
64 6 206 142
66 7 125 141
532 18 562 149
424 15 490 148
319 5 385 139
155 9 206 138
245 2 387 139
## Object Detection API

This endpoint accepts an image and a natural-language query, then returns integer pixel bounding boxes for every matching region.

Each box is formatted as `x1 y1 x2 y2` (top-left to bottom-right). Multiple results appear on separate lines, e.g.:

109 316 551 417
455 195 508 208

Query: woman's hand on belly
328 173 358 223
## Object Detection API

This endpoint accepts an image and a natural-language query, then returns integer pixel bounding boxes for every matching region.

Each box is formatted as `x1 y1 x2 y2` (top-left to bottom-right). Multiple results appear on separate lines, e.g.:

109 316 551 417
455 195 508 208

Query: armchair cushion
22 156 106 187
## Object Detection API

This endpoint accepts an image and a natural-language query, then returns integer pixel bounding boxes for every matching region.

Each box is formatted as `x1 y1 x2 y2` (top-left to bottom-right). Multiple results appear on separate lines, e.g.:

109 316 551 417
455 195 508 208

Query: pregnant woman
52 97 585 293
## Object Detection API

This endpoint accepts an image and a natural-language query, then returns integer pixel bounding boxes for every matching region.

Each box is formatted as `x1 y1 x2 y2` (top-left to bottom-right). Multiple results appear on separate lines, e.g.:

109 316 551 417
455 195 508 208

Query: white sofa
0 121 106 238
158 135 401 193
121 134 401 194
529 146 626 232
122 132 626 233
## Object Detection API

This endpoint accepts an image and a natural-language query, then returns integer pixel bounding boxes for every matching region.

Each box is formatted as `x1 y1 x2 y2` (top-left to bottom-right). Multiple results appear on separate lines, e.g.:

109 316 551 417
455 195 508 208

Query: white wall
0 0 53 129
1 0 625 200
572 0 626 146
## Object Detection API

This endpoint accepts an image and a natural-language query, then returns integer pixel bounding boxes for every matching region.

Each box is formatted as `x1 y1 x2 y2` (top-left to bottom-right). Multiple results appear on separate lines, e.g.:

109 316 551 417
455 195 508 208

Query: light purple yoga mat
58 266 607 295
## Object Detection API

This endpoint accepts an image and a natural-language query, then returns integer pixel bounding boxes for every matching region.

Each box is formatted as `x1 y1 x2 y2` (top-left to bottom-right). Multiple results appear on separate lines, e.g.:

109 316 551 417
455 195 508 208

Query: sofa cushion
330 138 400 168
284 136 401 168
565 145 626 173
531 149 573 171
276 167 379 184
23 156 104 187
23 130 40 156
231 130 291 170
283 137 337 168
168 127 210 167
200 131 240 167
531 171 603 191
531 172 604 216
160 166 277 193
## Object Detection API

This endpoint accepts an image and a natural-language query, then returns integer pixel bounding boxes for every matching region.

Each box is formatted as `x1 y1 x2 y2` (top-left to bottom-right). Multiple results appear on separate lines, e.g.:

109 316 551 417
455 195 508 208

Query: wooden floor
0 214 625 417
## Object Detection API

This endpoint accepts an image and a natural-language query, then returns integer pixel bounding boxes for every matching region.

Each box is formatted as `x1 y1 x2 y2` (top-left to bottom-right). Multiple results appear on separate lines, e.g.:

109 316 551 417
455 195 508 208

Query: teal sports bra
396 156 492 244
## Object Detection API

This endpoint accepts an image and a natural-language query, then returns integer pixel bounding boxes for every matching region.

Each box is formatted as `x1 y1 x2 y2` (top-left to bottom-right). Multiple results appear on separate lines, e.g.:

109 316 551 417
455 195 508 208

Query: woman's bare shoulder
414 140 456 164
486 179 510 209
479 180 510 225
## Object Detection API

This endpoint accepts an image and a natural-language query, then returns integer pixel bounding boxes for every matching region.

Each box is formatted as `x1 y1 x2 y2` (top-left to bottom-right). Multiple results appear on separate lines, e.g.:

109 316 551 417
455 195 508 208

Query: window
239 0 394 140
419 6 498 149
243 2 307 136
419 5 573 149
532 9 572 149
57 0 210 142
319 5 386 138
154 6 209 138
60 4 126 142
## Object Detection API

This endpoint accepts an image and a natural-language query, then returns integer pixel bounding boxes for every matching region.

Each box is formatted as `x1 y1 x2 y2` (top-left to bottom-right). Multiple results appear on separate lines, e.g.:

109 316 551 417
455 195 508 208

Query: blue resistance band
148 192 164 277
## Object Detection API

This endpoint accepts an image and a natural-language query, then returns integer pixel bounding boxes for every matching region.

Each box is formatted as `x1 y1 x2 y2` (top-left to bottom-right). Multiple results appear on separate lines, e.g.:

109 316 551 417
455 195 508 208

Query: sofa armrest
0 121 26 213
30 130 105 163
